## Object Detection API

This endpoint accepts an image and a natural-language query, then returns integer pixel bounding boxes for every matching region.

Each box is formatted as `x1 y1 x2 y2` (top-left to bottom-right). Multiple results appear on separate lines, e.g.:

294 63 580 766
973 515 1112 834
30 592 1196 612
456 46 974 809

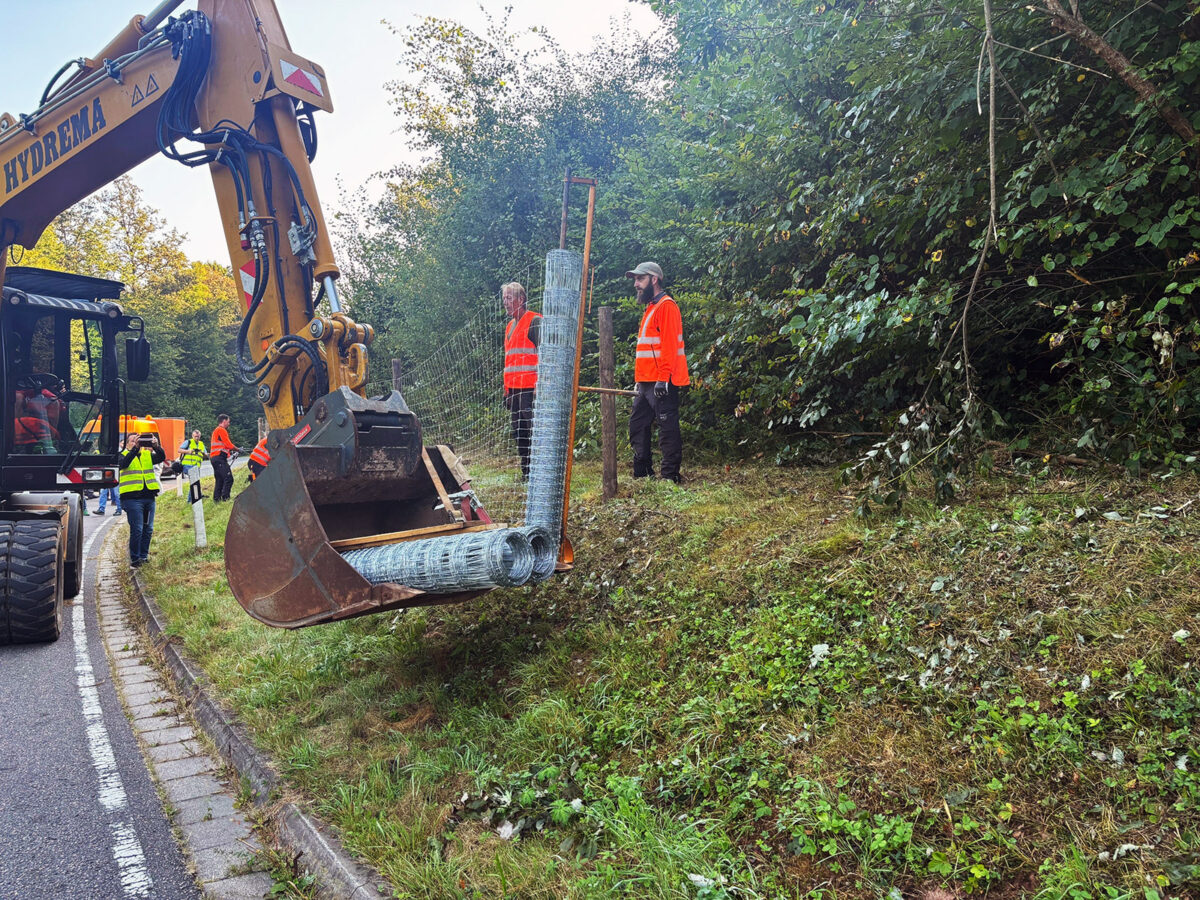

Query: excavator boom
0 1 523 626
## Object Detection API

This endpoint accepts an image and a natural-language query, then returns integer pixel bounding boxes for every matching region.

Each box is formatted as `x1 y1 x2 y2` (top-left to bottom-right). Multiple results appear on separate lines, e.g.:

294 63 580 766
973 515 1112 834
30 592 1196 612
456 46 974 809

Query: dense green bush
341 1 1200 477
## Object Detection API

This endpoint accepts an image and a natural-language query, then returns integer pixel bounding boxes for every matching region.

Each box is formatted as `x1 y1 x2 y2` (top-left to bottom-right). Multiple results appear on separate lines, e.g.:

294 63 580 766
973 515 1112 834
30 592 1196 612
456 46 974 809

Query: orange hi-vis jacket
249 437 271 467
635 292 689 385
210 424 235 456
504 310 542 391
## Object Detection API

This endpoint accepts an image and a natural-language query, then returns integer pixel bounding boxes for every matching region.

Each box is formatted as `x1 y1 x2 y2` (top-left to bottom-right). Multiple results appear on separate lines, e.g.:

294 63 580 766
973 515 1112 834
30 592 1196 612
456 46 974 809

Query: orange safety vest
503 310 541 390
634 293 690 385
249 437 271 467
13 389 60 450
210 424 235 455
13 416 58 447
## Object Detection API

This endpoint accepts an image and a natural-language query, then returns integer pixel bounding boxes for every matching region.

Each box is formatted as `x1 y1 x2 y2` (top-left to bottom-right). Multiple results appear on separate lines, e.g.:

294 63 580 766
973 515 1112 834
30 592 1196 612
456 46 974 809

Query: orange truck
151 418 186 466
83 415 187 471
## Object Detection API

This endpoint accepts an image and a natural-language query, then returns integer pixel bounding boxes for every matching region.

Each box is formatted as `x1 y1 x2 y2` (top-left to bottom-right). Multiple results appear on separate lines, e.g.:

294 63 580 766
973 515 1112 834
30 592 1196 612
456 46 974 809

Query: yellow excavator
0 0 525 629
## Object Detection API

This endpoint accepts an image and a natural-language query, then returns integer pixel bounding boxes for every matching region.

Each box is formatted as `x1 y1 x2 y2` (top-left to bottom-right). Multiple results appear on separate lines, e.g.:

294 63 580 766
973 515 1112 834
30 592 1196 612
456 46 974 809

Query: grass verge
134 463 1200 899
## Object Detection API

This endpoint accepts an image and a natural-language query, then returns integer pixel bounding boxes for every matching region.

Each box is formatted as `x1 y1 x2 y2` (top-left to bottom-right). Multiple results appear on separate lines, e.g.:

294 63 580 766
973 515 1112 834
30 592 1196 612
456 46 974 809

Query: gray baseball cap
625 261 664 280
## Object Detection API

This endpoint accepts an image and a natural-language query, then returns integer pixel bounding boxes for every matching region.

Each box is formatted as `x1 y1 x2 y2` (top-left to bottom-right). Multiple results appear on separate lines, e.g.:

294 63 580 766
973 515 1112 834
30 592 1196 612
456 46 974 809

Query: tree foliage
341 0 1200 489
644 0 1200 486
336 11 668 382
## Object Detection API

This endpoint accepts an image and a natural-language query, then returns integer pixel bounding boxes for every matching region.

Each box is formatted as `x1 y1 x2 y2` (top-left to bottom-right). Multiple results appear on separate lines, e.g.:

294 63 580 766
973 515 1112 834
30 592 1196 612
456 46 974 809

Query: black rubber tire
0 520 65 644
63 496 84 598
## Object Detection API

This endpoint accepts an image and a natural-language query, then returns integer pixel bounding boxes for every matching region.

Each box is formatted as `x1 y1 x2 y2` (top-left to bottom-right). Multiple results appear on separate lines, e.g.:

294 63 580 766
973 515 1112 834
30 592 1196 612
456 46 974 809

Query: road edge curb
129 570 389 900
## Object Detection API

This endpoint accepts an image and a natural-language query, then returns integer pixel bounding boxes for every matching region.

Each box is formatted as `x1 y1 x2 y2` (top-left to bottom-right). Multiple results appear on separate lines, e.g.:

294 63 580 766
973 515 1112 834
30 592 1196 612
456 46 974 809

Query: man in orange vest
248 435 271 482
502 282 542 479
626 262 689 484
210 413 236 502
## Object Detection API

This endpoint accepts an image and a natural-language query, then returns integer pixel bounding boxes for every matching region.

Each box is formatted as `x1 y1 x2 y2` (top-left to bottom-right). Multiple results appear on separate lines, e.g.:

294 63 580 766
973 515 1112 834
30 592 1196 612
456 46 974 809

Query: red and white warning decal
280 60 324 97
240 260 256 309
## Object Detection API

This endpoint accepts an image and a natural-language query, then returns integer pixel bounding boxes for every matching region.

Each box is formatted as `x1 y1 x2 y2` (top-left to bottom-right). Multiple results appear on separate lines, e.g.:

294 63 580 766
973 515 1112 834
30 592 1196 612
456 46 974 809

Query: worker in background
502 281 541 479
247 435 270 481
13 385 60 454
96 483 121 516
626 262 689 484
210 413 236 502
179 428 207 478
119 432 164 568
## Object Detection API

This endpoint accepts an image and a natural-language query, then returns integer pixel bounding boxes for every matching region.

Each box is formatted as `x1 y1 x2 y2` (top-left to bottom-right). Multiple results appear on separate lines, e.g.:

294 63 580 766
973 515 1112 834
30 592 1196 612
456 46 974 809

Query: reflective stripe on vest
210 426 235 454
119 449 161 495
181 440 206 467
249 438 271 467
634 294 690 385
503 310 541 390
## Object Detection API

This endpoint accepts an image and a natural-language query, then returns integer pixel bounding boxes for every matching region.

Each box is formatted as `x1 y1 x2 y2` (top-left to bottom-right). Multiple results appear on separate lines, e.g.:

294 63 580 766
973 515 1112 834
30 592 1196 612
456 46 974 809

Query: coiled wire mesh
518 525 558 583
339 249 581 594
342 529 534 591
524 249 583 547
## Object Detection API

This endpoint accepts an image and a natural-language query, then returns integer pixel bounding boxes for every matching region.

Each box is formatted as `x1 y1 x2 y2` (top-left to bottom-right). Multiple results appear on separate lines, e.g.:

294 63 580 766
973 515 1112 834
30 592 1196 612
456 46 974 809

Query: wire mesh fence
362 304 528 528
347 250 584 592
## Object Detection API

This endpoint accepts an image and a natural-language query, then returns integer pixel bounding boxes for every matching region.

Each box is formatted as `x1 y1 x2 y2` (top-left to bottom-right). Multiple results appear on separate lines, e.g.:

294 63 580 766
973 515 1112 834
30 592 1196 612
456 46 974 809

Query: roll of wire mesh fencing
342 528 534 591
340 248 579 596
525 249 584 549
518 525 557 583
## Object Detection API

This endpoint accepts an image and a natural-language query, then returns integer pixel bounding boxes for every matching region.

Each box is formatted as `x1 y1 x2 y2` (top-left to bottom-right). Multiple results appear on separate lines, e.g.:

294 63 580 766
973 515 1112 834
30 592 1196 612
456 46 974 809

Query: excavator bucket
225 388 492 628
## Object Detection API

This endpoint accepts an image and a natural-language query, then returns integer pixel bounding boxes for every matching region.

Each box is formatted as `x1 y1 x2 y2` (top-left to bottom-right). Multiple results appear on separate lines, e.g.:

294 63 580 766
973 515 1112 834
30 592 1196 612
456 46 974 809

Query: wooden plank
578 385 636 397
422 446 462 523
329 521 507 552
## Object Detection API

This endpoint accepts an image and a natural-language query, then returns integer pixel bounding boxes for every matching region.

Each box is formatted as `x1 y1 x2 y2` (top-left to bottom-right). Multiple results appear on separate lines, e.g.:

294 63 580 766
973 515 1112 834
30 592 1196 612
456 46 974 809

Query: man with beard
626 262 689 483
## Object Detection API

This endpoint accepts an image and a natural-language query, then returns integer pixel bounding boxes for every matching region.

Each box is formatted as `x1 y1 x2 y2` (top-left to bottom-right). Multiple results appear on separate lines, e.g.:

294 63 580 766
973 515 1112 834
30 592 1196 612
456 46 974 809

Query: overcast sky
1 0 660 263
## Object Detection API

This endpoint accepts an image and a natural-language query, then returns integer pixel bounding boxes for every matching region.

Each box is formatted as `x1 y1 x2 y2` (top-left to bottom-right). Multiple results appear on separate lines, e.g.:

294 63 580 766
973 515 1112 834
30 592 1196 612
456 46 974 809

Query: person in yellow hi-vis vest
178 428 207 477
119 432 165 568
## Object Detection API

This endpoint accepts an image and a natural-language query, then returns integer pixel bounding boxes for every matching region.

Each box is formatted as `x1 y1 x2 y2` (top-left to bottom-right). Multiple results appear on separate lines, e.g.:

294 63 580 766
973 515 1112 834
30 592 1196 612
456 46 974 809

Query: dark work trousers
629 381 682 481
212 452 233 501
507 387 536 477
122 494 156 563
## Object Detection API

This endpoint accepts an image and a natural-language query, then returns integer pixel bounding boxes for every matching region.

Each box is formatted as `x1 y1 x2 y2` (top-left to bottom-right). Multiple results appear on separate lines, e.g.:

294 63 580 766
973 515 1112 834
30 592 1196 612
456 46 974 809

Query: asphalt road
0 513 200 900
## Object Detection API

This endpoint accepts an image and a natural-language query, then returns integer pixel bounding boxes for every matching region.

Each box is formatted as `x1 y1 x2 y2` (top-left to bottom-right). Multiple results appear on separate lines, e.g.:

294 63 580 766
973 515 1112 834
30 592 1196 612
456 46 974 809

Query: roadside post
188 465 207 549
598 306 617 500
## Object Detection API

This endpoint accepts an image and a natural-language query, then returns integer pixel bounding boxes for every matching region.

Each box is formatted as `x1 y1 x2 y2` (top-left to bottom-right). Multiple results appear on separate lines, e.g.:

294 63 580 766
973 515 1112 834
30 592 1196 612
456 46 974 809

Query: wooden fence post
599 306 617 500
391 358 403 392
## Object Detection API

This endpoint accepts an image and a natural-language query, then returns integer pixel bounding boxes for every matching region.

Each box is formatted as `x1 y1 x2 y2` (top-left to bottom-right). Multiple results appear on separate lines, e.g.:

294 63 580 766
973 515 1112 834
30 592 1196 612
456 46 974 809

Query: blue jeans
123 494 156 563
97 486 121 513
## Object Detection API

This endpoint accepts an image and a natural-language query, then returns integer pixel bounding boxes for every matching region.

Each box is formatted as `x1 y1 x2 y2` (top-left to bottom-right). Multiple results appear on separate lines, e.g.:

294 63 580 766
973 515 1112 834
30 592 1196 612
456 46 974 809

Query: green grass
134 464 1200 899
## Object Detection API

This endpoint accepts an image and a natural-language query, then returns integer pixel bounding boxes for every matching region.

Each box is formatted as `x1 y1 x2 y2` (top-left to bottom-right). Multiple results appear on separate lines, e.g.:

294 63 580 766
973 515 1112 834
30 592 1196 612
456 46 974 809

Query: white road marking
73 520 153 898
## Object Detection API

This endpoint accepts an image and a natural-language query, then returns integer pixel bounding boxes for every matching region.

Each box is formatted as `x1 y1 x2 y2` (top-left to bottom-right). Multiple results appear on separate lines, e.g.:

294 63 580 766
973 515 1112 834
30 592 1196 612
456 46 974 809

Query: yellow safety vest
119 449 161 495
181 440 206 467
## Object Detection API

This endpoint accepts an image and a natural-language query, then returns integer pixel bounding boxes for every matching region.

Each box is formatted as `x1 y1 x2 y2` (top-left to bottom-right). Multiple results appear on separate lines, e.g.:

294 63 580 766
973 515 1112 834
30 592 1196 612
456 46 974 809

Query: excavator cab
0 266 144 494
0 266 147 626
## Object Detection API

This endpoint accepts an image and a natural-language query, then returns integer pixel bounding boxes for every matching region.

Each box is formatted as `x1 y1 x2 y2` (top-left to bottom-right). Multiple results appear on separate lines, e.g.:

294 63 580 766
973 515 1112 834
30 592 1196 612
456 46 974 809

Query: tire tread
0 520 64 644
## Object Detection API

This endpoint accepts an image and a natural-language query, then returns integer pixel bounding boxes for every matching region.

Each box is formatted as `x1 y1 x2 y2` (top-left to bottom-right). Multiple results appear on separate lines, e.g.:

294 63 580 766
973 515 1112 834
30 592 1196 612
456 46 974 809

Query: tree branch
1035 0 1197 151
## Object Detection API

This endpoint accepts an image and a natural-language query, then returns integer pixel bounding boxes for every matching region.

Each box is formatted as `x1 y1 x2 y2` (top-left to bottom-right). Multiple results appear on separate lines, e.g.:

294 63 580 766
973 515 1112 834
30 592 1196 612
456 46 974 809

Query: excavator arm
0 1 519 626
1 0 366 420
